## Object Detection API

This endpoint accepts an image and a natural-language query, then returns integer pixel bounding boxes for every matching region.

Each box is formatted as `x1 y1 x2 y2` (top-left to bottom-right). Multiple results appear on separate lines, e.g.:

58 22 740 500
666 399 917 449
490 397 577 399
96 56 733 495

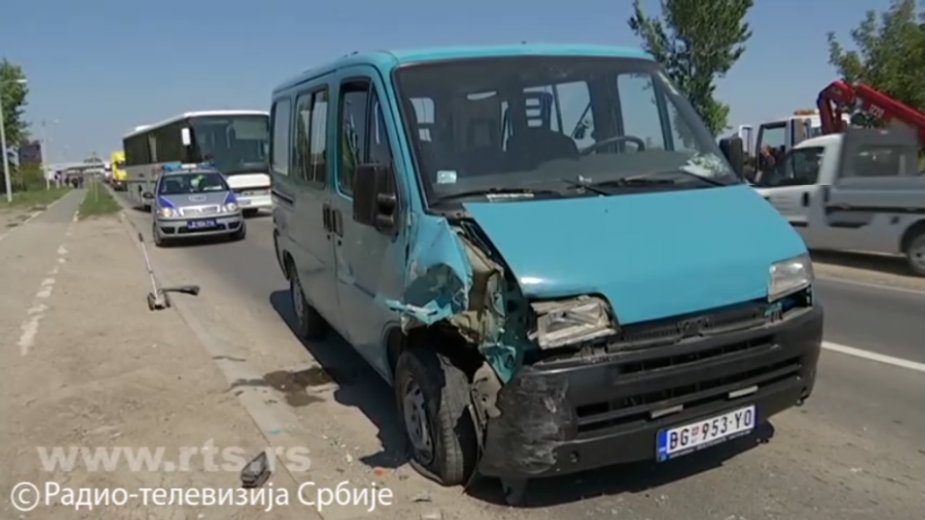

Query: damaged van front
384 47 822 502
272 45 823 505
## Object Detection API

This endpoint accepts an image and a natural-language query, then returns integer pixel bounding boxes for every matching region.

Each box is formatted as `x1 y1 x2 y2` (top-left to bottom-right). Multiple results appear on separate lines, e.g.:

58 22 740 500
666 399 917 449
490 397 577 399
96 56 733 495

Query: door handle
801 192 810 207
332 209 344 237
322 205 331 232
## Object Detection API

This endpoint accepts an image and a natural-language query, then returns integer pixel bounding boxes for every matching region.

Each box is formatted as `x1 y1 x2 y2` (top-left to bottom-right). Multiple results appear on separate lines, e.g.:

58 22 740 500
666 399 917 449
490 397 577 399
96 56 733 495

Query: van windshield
394 56 739 205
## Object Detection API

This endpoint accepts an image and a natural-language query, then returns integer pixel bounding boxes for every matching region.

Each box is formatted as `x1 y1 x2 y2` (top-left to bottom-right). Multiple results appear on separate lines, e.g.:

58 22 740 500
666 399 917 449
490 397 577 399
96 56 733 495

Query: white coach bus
122 110 271 214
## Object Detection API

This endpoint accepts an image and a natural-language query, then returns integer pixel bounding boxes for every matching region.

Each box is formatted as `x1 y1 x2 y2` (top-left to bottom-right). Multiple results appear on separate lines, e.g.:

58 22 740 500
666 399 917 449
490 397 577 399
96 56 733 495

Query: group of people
53 171 84 189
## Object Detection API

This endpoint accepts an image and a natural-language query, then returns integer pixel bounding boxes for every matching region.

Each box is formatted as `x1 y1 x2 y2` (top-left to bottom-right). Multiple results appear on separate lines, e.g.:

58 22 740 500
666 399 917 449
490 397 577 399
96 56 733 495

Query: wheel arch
899 218 925 254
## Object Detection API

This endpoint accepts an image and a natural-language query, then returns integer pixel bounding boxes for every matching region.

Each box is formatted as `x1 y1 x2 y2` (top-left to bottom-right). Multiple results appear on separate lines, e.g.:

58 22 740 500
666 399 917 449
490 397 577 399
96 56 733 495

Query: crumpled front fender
386 216 473 327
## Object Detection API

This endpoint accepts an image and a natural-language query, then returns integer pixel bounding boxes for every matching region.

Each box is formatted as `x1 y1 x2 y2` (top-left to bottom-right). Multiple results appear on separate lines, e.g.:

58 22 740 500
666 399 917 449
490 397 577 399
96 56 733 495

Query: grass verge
79 182 121 219
0 186 70 210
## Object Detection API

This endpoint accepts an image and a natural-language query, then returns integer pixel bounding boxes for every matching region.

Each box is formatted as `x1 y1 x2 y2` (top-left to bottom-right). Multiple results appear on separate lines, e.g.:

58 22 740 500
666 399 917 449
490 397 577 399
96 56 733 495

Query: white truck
753 127 925 275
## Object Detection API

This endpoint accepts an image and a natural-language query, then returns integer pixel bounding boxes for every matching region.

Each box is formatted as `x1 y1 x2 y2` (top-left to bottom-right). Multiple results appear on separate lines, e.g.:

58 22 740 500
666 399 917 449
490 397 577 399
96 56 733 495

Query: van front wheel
395 348 477 486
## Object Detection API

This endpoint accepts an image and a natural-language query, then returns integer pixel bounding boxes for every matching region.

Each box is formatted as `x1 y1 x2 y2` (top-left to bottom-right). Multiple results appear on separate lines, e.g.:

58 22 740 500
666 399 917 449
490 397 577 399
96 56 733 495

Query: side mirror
142 191 154 200
353 164 398 235
719 136 745 179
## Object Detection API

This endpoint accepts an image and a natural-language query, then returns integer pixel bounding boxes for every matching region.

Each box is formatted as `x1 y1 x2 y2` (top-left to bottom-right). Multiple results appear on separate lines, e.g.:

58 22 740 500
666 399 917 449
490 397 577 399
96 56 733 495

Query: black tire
231 223 246 241
905 232 925 277
394 348 477 486
288 262 326 339
152 223 168 248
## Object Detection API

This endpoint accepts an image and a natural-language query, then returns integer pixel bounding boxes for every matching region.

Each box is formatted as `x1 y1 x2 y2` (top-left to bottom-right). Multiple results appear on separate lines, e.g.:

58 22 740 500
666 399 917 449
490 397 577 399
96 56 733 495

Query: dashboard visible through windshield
393 56 739 205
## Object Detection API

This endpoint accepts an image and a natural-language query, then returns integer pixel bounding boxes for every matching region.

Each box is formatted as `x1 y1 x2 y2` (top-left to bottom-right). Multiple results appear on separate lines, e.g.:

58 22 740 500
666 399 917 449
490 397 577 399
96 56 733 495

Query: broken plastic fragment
240 451 271 488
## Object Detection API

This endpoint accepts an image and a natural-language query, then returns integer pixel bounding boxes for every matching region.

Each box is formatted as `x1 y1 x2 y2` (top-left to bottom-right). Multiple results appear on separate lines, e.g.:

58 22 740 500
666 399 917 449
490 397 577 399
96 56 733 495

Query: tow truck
753 82 925 275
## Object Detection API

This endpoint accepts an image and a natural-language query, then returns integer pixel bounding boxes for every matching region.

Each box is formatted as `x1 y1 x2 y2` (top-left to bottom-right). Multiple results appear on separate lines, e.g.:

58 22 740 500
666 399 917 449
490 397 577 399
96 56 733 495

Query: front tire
152 223 168 248
905 232 925 276
394 348 477 486
288 263 326 339
231 223 246 241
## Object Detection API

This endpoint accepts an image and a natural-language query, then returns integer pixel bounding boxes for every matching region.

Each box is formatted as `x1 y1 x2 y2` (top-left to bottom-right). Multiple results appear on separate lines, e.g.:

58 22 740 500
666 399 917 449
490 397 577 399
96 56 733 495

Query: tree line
629 0 924 136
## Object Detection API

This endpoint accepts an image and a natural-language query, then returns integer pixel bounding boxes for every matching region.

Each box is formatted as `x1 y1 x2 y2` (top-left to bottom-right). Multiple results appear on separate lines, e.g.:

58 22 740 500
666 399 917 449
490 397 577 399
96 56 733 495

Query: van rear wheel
905 232 925 276
394 348 477 486
288 264 326 339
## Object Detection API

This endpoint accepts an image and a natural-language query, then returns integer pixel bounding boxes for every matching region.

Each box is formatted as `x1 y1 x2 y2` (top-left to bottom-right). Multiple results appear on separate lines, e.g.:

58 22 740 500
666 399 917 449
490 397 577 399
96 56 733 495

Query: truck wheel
394 348 477 486
288 264 326 339
905 232 925 276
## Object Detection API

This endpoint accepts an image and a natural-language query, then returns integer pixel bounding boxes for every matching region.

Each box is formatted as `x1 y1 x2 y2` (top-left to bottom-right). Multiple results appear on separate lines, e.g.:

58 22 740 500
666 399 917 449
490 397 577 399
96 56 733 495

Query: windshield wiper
559 178 612 195
435 187 563 203
623 169 730 186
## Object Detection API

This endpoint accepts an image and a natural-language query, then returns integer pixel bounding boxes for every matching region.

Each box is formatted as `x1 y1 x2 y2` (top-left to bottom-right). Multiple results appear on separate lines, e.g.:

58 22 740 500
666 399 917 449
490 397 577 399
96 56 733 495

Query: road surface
121 202 924 519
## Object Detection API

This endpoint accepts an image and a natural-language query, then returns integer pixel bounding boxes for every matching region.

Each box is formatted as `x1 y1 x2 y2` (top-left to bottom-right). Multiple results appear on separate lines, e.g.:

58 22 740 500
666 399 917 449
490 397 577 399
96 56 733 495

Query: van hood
463 185 806 325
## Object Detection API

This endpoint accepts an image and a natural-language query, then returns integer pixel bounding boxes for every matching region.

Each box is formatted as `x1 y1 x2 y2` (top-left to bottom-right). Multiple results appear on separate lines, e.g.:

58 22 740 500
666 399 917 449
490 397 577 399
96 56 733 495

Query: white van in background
754 127 925 275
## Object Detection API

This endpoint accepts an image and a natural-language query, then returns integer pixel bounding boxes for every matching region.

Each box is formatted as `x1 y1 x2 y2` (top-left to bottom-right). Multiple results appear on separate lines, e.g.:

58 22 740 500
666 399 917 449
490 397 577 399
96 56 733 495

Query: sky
0 0 893 163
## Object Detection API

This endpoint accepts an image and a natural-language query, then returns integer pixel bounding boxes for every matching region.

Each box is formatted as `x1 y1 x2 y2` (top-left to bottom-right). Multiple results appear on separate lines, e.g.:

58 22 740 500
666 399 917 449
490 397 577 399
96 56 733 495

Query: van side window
846 144 917 178
337 83 395 196
338 82 370 195
294 89 329 185
368 95 393 167
310 91 329 184
271 99 291 176
764 147 824 187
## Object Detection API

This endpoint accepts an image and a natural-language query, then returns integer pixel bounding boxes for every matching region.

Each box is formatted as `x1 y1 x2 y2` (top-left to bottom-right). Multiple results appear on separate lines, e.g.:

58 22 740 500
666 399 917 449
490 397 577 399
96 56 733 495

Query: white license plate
187 219 217 230
656 405 755 461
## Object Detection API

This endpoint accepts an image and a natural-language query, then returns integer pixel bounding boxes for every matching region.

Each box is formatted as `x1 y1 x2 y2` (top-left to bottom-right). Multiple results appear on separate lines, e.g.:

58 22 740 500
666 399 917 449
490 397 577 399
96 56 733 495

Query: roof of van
273 44 652 93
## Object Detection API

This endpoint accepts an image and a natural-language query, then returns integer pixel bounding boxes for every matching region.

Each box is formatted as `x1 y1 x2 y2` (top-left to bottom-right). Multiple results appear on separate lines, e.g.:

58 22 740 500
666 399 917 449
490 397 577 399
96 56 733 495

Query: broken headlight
768 253 813 301
528 295 618 349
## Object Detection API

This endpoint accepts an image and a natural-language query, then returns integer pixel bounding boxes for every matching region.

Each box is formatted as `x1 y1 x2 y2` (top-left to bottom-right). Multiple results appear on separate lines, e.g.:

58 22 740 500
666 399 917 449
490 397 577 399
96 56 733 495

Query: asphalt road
814 277 924 363
122 203 924 519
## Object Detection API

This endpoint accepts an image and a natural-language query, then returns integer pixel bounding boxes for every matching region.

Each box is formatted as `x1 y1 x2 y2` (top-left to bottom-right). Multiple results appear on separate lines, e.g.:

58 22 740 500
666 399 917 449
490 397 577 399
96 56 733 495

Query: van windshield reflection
394 56 738 205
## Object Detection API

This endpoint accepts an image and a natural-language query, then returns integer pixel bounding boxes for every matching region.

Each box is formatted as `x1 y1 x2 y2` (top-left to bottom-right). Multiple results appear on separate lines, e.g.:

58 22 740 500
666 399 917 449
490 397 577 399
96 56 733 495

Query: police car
149 164 245 246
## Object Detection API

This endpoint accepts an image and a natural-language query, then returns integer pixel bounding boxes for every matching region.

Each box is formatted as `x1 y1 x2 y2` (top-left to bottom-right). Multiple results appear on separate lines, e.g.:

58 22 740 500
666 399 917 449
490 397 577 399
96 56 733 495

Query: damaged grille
610 301 768 349
533 300 811 436
574 346 802 435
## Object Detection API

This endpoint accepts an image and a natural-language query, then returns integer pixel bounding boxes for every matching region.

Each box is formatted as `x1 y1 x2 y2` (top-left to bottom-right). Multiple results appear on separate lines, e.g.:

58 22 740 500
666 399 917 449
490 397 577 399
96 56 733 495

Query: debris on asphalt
412 491 432 503
240 451 271 488
421 510 442 520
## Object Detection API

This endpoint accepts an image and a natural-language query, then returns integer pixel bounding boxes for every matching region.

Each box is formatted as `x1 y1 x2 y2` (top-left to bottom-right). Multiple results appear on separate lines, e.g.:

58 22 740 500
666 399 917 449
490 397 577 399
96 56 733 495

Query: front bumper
235 194 273 211
155 215 243 238
478 304 823 479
